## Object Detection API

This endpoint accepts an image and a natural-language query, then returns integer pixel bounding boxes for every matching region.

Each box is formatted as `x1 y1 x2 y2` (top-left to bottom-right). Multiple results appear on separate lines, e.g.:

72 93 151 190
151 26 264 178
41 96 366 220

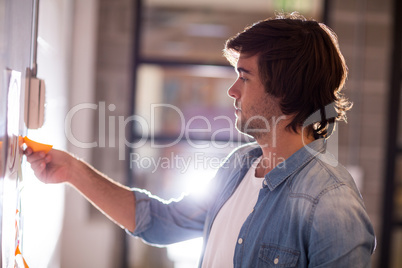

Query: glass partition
135 64 246 142
141 0 324 64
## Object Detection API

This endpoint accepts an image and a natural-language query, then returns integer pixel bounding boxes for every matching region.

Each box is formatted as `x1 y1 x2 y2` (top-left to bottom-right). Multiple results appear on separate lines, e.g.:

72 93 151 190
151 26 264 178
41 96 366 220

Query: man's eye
240 77 248 82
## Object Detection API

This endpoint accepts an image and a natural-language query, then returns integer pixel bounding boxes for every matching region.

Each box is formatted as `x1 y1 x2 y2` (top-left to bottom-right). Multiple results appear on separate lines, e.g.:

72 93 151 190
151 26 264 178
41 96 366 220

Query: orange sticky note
23 136 53 153
15 245 29 268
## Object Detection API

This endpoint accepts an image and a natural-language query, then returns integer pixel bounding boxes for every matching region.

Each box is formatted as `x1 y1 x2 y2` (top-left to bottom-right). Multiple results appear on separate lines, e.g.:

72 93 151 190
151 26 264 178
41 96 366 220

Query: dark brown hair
223 12 352 138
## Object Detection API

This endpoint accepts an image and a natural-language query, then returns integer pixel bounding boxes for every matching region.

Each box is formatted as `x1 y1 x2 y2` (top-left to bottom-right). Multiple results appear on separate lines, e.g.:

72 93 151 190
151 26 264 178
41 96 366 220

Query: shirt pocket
258 244 300 267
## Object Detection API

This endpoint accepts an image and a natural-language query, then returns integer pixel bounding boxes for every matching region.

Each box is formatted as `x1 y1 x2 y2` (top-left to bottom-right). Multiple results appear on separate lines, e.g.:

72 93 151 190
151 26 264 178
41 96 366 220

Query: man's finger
26 151 46 163
23 147 33 156
44 154 52 163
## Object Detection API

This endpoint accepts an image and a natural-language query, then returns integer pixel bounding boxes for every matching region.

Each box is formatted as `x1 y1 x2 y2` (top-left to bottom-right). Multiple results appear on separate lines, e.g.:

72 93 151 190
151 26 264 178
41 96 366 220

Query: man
26 13 375 267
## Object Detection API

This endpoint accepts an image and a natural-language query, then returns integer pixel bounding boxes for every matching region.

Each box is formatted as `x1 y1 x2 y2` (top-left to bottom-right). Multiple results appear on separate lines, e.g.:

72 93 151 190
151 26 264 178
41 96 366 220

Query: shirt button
263 180 268 186
238 238 243 244
274 257 279 264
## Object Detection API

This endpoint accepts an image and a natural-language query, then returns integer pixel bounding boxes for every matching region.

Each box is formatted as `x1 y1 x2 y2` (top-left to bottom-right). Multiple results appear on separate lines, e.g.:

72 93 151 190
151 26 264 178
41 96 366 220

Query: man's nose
227 80 240 99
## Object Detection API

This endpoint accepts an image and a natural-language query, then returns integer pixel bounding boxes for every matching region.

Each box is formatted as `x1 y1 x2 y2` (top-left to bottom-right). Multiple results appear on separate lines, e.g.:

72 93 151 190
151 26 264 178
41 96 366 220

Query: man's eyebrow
236 67 252 74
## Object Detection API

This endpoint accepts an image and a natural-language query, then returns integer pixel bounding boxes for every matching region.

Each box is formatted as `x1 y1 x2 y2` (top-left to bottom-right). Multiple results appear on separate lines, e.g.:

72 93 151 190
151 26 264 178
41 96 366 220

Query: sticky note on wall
23 136 52 153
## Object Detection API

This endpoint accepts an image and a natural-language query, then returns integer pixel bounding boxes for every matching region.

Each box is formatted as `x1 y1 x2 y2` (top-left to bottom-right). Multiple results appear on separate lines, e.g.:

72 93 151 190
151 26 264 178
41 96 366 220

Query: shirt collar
242 139 327 191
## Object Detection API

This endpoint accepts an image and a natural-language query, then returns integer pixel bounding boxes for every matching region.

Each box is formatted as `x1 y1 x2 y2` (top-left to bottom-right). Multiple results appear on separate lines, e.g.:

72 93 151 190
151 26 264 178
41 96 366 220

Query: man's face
227 54 283 140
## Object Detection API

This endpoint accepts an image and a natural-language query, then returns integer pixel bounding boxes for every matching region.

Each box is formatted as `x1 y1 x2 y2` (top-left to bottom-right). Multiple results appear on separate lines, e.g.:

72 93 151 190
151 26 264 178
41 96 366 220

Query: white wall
22 0 121 267
22 0 72 267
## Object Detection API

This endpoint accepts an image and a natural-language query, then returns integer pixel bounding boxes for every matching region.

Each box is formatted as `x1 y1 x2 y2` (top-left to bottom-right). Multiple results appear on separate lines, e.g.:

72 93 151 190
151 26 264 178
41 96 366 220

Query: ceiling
146 0 323 16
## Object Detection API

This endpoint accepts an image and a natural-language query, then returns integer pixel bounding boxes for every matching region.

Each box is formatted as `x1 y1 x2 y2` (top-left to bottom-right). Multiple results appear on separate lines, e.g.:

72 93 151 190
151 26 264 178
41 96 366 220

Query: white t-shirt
202 157 264 268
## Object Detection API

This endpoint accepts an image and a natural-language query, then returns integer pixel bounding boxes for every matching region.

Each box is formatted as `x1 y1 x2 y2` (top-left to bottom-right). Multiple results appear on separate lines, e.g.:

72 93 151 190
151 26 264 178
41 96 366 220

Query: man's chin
235 121 256 139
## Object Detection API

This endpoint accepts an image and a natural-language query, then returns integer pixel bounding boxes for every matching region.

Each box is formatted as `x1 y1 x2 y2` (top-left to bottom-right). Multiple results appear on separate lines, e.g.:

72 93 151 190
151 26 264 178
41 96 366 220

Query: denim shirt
130 139 376 267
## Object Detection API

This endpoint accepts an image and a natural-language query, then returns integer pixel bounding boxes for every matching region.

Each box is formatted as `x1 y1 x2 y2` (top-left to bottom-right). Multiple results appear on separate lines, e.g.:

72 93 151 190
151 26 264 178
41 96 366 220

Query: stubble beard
235 102 284 141
236 115 268 140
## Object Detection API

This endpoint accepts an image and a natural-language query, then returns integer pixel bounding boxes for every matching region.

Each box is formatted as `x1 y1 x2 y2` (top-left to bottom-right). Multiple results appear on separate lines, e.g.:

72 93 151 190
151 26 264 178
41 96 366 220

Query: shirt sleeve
126 188 210 246
125 144 252 247
307 184 376 267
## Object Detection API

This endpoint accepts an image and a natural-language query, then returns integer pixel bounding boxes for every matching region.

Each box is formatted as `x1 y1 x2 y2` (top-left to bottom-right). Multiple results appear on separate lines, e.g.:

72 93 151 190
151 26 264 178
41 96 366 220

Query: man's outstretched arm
24 148 136 232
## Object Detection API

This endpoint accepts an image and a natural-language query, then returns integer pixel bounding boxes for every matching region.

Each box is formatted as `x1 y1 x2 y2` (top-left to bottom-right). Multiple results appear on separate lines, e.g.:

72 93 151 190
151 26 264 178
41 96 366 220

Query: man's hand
24 146 136 232
24 147 75 184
